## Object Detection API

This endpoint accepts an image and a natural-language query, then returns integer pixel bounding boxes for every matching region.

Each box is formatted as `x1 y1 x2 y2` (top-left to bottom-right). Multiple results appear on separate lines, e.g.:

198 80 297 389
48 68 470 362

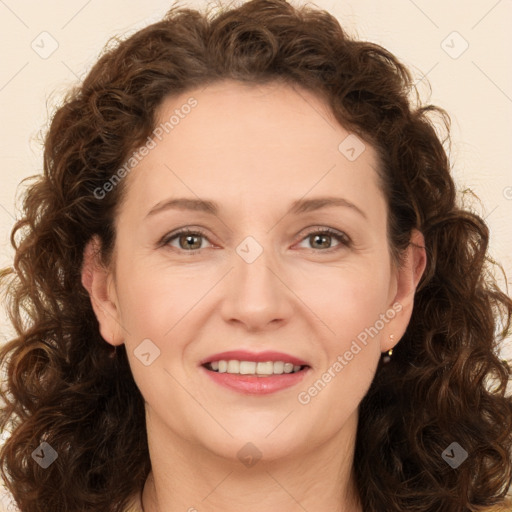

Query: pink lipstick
200 350 310 395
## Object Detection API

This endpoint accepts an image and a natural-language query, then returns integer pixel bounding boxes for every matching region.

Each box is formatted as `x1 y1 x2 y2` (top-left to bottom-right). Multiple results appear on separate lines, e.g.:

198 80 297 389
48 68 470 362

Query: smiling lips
200 350 310 394
206 359 303 376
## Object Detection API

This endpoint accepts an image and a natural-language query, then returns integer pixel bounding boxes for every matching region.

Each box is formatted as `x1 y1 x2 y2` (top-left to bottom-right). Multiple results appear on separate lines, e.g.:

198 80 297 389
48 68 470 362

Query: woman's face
85 79 423 463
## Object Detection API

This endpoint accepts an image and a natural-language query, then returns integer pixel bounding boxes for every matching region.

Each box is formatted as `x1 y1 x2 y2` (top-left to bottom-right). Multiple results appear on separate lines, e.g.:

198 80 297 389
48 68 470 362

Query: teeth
256 361 274 375
273 361 284 374
240 361 256 374
227 360 239 373
207 360 304 376
284 363 294 373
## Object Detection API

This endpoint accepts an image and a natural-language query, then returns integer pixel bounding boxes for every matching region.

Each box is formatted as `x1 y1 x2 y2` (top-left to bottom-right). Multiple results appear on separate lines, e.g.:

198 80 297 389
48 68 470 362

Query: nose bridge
234 233 280 297
220 231 292 328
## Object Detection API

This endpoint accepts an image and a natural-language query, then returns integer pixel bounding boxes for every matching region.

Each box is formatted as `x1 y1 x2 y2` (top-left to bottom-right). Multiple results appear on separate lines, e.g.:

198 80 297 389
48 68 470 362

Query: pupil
313 234 329 248
183 235 200 249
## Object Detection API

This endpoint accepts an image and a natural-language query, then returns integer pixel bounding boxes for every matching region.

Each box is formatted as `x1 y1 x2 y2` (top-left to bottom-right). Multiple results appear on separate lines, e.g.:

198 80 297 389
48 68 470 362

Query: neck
141 410 362 512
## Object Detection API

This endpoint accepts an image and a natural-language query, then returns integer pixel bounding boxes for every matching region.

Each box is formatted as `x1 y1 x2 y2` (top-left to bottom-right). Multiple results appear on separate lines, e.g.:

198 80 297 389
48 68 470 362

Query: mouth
202 360 309 376
199 350 311 394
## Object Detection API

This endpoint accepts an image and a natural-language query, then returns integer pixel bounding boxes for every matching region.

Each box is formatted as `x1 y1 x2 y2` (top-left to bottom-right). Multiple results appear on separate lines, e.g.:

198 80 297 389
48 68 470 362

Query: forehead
119 79 384 221
154 79 350 155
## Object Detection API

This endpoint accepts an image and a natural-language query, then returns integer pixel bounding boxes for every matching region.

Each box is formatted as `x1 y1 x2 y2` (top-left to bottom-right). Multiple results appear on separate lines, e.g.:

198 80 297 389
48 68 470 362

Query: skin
82 79 426 512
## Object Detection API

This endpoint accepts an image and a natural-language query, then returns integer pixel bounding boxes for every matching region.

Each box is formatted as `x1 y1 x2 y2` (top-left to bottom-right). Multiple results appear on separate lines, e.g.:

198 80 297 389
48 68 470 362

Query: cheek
294 272 388 424
113 267 193 408
114 247 391 348
295 260 391 339
114 259 202 340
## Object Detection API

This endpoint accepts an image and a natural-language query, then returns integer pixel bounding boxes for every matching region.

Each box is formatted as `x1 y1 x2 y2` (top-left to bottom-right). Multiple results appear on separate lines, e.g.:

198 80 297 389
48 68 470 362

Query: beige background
0 0 511 509
0 0 511 358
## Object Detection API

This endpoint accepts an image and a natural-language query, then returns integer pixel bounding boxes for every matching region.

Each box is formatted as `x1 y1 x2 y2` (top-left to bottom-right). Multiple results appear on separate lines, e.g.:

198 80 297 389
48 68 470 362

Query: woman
1 0 511 511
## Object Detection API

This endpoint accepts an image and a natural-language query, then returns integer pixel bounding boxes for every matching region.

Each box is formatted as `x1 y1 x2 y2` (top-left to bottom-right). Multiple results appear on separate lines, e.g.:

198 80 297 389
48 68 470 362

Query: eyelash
159 227 351 254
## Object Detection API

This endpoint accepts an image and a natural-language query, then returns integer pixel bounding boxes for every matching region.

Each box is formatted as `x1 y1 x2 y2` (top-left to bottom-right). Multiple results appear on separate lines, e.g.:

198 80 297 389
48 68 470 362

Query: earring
382 334 395 363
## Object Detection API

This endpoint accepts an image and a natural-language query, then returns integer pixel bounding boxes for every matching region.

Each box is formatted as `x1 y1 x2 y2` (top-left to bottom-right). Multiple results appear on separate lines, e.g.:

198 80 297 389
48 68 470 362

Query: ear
81 235 124 347
381 229 427 352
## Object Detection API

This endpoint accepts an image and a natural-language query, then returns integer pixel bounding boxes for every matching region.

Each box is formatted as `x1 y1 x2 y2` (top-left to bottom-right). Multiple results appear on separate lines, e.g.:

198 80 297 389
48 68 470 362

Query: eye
160 226 351 254
161 228 212 253
295 227 351 252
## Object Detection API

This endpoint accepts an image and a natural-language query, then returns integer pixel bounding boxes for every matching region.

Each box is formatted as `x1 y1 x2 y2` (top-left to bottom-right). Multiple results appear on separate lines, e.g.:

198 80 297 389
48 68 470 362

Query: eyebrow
145 196 367 220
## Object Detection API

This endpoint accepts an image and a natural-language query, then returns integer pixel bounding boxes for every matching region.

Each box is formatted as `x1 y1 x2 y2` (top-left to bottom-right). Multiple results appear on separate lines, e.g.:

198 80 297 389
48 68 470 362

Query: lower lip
200 366 310 395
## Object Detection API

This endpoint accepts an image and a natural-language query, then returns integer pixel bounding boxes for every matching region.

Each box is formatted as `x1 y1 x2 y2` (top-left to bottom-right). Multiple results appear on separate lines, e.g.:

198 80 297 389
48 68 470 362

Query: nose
218 239 294 332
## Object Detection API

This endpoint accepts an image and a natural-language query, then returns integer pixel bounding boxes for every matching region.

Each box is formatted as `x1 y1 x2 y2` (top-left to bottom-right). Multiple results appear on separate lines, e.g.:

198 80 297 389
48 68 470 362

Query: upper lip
200 350 310 367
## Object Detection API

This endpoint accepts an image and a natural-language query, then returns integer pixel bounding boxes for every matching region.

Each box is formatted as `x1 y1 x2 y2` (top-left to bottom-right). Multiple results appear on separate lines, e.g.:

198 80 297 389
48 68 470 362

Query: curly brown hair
1 0 511 511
